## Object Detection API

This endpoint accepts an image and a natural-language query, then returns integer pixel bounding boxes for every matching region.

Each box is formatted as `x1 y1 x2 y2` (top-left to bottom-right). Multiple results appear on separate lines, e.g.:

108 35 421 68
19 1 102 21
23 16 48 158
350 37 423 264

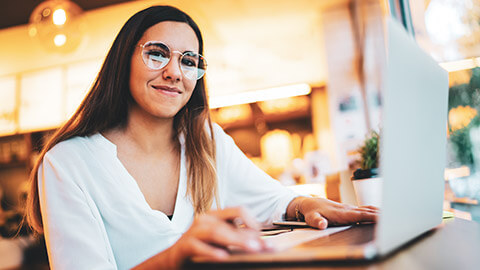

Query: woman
26 5 378 269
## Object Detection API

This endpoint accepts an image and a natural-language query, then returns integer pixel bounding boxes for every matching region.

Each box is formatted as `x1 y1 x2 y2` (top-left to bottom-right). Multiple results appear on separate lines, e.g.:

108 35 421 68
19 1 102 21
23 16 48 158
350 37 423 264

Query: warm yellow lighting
258 95 310 114
19 68 64 132
42 8 51 17
29 0 83 53
54 34 67 46
52 8 67 25
0 76 17 136
439 58 479 72
302 133 317 155
28 26 37 37
287 183 326 198
261 129 294 172
214 104 252 124
209 83 311 109
448 105 477 132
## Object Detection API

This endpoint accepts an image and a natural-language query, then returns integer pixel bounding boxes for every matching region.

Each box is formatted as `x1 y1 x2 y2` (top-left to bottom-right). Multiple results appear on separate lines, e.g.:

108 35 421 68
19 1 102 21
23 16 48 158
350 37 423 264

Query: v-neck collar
91 133 194 232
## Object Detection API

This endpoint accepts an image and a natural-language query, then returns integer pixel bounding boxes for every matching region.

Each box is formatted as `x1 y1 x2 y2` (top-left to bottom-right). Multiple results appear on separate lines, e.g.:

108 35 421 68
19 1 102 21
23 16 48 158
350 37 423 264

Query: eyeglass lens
141 42 206 80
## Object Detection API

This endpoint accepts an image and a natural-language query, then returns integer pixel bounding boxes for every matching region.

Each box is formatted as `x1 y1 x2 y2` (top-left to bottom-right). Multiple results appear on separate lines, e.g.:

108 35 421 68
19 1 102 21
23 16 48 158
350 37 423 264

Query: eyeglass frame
138 41 207 80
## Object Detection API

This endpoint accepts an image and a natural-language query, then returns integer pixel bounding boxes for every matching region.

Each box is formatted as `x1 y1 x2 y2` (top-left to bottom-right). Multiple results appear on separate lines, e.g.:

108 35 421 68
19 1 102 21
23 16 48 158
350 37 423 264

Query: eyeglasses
139 41 207 80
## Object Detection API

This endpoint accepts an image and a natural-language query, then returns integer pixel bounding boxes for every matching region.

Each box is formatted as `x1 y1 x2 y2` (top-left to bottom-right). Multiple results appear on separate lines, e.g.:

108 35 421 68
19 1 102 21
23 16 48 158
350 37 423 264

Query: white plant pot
352 177 383 207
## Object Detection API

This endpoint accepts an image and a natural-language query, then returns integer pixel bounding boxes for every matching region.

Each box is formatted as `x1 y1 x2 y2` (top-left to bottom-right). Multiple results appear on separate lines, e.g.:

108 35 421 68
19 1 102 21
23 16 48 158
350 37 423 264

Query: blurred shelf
218 107 311 131
0 160 27 170
262 109 311 123
213 93 312 132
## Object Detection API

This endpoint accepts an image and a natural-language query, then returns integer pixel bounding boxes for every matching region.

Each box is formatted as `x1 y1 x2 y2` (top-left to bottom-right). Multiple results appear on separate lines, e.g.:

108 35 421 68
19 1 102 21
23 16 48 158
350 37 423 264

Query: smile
152 85 182 96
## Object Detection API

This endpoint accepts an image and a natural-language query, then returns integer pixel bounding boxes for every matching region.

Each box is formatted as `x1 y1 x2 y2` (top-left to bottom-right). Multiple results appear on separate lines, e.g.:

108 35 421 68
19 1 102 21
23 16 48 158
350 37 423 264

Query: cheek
129 58 153 97
182 80 197 103
184 79 197 94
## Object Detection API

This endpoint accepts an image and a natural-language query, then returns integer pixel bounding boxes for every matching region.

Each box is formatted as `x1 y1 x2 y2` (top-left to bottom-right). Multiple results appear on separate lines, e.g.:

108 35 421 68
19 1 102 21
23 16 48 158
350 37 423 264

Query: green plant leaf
359 130 379 170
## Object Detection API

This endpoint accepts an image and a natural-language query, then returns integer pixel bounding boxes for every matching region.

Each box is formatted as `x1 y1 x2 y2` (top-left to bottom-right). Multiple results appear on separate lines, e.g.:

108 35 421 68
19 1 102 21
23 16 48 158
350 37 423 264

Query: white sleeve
214 125 299 225
38 152 117 270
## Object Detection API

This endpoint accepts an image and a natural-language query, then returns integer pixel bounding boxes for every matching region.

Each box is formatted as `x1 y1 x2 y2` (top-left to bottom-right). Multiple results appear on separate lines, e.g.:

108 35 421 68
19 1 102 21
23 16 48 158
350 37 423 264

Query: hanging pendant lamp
28 0 84 53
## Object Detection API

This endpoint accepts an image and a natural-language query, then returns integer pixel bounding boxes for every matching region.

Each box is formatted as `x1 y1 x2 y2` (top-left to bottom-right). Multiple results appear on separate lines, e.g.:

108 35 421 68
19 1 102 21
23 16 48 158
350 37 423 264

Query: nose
162 53 183 82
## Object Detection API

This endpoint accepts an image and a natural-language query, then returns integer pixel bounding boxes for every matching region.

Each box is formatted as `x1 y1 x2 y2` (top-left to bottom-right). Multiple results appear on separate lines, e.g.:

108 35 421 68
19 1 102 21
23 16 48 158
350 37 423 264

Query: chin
151 107 182 119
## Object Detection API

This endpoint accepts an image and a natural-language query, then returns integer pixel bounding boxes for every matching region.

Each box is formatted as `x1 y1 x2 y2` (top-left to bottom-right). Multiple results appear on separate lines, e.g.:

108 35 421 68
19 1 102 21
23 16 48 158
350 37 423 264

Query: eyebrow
181 49 196 54
144 41 197 54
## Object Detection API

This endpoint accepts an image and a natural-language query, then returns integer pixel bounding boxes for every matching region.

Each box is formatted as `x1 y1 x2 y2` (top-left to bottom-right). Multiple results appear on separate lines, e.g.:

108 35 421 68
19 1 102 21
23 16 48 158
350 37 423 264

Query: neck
119 105 178 154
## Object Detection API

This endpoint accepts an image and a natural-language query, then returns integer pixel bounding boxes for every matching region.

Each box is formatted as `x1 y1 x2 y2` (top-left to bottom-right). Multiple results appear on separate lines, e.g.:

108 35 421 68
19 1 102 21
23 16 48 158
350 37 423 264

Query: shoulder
39 136 95 188
40 134 114 186
210 122 234 147
44 134 108 167
211 122 226 137
47 135 93 159
198 121 232 145
209 123 243 163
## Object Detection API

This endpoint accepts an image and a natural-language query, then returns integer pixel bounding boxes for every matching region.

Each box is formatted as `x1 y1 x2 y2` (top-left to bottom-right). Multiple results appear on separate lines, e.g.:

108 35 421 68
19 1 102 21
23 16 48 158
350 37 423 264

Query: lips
152 85 182 96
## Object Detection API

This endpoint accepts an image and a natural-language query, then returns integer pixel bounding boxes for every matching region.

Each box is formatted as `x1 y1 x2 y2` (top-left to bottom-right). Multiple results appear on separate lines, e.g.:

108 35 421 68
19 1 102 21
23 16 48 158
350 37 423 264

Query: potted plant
351 130 382 207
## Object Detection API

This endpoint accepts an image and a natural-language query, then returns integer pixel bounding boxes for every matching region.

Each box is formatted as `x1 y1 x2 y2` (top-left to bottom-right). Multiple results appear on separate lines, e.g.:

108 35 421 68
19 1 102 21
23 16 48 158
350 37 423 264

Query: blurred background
0 0 480 268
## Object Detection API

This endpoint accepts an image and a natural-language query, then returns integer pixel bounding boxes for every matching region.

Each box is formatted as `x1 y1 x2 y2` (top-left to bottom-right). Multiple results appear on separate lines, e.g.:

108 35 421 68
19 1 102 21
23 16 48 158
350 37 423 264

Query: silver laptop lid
376 18 449 255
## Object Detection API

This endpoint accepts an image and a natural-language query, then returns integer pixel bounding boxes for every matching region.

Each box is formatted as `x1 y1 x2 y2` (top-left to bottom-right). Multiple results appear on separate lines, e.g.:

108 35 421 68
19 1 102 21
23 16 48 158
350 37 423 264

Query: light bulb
52 9 67 26
29 0 84 53
54 34 67 46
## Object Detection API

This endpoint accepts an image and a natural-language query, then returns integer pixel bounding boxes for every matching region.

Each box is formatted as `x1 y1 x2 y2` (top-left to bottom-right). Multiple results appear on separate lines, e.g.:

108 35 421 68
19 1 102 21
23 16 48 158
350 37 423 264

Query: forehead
140 21 199 53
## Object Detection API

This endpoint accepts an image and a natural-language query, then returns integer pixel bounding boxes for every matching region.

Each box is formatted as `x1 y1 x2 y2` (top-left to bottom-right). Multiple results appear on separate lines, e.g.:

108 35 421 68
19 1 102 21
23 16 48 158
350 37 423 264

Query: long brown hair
26 5 217 234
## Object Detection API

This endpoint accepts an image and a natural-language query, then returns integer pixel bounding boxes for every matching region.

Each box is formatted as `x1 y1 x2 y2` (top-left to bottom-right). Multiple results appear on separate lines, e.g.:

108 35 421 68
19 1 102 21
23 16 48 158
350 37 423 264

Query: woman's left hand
287 197 379 230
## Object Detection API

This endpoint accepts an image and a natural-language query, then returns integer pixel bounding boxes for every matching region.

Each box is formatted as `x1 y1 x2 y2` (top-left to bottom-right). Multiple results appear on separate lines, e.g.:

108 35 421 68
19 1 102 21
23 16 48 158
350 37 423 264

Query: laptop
194 17 449 263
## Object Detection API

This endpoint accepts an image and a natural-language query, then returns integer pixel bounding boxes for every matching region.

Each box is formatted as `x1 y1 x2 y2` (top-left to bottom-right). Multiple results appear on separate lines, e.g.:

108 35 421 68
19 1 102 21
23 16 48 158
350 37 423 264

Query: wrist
286 196 307 221
295 202 305 221
296 196 308 221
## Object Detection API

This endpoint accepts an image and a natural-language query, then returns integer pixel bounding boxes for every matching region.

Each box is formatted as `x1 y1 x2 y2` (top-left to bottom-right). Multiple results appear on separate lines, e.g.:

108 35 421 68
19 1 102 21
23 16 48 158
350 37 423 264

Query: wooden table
187 218 480 270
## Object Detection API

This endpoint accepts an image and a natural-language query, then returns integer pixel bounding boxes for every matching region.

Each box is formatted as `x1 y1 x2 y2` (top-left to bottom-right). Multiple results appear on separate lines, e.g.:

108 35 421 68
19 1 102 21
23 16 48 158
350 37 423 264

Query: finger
305 212 328 230
356 207 380 214
261 238 275 251
195 216 263 253
361 211 379 222
211 207 260 231
186 238 229 261
351 209 379 222
358 205 380 211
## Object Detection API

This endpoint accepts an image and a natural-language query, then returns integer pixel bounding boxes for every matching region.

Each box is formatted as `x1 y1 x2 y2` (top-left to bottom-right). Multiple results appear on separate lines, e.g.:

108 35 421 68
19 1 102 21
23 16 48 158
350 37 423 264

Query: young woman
26 5 378 269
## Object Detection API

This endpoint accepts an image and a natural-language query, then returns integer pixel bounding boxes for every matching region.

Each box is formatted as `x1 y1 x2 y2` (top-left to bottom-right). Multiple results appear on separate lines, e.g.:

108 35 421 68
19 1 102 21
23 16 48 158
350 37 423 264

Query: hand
287 197 379 230
134 207 271 269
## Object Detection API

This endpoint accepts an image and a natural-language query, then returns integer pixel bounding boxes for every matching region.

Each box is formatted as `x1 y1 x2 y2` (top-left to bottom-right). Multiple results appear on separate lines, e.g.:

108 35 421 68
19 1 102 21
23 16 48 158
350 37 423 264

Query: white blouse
38 124 298 269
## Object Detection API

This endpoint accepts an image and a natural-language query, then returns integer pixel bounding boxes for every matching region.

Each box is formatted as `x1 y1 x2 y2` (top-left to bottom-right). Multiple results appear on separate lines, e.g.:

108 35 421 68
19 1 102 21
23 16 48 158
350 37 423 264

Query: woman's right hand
133 207 271 269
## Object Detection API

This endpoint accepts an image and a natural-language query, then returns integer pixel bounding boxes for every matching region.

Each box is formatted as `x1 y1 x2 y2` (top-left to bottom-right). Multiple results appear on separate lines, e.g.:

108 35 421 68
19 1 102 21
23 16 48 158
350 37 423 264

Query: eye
143 42 170 62
181 58 196 67
146 50 168 62
181 54 198 68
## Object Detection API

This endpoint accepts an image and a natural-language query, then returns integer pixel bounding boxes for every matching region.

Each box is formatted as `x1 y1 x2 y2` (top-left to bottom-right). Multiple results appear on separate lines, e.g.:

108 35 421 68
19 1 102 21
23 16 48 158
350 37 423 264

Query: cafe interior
0 0 480 268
